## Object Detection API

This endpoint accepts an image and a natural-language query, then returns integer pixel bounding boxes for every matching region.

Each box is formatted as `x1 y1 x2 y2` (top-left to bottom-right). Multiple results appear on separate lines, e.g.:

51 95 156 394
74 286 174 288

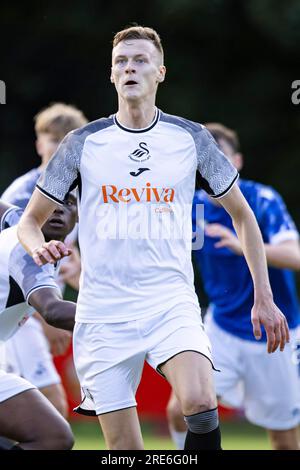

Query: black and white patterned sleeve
195 126 239 198
9 245 59 305
36 130 83 205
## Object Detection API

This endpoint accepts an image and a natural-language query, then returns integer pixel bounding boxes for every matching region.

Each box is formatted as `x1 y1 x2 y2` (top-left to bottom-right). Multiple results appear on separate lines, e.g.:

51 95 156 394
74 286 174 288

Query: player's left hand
205 223 243 255
251 296 290 353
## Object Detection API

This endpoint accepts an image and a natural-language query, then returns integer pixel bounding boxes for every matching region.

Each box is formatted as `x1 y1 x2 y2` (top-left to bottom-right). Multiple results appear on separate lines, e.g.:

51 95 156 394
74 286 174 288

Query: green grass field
71 419 271 450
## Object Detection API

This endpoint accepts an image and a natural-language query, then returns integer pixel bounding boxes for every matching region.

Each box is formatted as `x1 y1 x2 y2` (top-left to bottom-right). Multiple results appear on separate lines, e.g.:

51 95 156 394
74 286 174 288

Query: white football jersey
0 214 58 340
37 109 238 322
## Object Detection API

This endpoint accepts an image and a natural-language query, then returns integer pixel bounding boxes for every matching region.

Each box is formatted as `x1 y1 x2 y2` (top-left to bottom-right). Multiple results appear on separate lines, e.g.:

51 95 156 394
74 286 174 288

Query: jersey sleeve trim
36 185 64 206
269 230 299 245
210 172 239 199
0 206 18 231
26 284 59 306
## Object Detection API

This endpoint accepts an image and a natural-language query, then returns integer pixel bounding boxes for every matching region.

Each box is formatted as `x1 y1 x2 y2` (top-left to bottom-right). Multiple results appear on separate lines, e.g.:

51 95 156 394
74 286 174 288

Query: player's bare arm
18 189 71 266
206 223 300 270
264 240 300 270
219 183 290 353
29 287 76 331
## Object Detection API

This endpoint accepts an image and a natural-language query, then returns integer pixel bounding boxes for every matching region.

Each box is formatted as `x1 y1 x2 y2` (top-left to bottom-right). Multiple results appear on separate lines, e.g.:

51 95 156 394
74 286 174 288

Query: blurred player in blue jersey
167 123 300 450
0 197 77 449
1 103 87 417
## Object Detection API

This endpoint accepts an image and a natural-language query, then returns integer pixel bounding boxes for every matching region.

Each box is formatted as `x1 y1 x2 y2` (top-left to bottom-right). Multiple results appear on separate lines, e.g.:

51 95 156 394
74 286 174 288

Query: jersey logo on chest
130 168 150 177
129 142 151 162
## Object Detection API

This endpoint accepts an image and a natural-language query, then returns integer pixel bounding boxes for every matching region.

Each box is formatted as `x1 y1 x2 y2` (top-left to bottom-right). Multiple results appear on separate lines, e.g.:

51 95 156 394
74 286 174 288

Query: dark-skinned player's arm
18 189 71 266
28 287 76 332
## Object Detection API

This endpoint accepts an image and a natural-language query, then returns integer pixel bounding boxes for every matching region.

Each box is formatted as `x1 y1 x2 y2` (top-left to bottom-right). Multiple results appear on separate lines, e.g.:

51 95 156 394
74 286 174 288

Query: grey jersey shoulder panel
8 244 58 305
160 112 238 198
37 116 115 203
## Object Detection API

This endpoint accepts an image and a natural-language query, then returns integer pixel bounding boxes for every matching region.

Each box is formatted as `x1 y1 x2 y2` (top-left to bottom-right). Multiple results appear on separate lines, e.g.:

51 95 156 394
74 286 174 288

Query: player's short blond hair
34 103 88 141
113 25 164 60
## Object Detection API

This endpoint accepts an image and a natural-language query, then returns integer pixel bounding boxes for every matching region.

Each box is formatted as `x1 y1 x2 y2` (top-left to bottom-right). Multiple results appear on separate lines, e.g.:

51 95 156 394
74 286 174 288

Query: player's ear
35 138 42 157
234 152 244 171
110 67 114 83
157 65 166 83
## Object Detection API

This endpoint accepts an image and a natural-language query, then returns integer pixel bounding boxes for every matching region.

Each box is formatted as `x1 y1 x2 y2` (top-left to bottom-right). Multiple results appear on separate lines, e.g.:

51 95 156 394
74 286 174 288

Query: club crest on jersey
100 183 175 203
129 142 151 162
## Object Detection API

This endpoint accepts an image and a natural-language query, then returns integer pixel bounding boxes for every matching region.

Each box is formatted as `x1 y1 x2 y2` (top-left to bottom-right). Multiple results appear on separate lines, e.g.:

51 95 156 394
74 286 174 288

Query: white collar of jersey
113 108 160 133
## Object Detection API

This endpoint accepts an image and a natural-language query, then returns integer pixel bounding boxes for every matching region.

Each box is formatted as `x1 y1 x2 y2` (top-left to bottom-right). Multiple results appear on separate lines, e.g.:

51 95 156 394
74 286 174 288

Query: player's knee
180 391 217 416
43 422 74 450
166 398 183 426
184 407 219 435
57 425 74 450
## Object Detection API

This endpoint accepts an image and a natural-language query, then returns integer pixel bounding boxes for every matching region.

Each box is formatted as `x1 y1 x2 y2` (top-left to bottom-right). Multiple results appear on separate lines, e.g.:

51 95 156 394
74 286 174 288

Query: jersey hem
0 206 19 231
74 296 200 324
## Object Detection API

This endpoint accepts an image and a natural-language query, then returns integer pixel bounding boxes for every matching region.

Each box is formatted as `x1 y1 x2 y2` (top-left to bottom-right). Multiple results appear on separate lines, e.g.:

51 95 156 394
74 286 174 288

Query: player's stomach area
80 237 194 298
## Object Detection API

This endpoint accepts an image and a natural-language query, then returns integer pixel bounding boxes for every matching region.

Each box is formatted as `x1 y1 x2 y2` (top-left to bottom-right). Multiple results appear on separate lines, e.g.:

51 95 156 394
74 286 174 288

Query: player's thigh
161 351 216 409
146 305 215 409
98 407 143 450
0 388 71 445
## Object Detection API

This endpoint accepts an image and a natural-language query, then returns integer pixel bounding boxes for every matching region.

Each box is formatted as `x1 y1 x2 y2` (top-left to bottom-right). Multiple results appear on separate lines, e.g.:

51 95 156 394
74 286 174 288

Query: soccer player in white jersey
0 198 76 449
1 103 87 418
18 26 289 450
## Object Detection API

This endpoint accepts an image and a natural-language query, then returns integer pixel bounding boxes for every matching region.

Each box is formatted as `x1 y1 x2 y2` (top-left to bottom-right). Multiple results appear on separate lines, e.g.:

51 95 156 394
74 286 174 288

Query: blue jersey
1 168 41 208
193 179 300 341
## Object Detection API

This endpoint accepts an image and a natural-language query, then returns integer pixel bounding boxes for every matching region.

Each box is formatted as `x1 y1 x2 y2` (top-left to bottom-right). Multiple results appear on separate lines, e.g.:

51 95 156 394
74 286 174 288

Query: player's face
42 194 77 241
111 39 165 103
36 133 61 163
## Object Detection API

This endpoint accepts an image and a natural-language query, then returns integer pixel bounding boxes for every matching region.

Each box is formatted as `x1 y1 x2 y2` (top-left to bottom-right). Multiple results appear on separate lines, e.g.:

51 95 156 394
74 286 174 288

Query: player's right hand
43 323 72 356
58 245 81 290
32 240 72 266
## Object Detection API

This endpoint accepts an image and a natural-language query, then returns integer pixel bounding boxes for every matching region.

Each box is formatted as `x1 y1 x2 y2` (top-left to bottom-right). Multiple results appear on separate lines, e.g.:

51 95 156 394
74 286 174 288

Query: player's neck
38 158 50 171
116 100 156 129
